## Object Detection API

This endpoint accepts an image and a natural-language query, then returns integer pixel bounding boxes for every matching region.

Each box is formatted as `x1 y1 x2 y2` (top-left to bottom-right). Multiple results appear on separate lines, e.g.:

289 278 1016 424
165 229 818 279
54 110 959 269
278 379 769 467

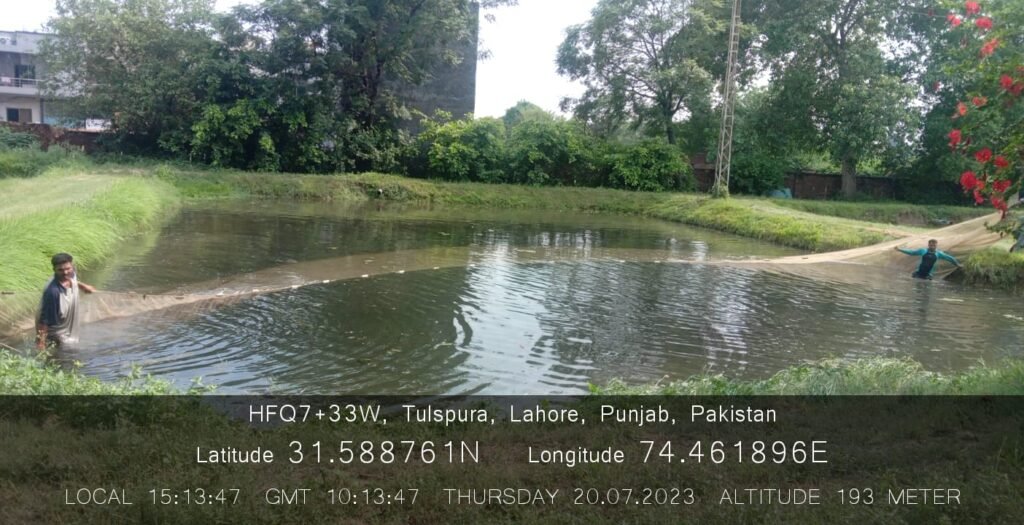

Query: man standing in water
895 239 962 280
36 253 96 349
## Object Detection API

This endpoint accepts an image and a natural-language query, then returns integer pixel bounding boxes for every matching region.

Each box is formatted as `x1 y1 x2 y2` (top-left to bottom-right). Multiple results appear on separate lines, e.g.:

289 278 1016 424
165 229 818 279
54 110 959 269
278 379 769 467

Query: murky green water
33 201 1024 393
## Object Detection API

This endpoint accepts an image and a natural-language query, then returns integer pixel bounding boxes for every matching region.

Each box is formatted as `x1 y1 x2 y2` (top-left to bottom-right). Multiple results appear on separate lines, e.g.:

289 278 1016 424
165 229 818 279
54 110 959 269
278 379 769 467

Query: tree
755 0 920 198
556 0 732 145
727 88 792 195
40 0 221 154
501 100 554 130
42 0 515 172
942 1 1024 224
419 114 506 182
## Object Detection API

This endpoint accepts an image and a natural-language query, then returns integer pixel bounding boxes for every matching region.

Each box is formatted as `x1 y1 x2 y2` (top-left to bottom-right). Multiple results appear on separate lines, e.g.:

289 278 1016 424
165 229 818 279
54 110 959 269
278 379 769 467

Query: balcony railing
0 77 41 88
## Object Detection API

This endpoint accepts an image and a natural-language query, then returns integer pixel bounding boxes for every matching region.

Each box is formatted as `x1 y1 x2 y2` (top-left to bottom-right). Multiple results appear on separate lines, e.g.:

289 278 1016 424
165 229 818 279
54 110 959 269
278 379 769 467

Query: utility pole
712 0 741 198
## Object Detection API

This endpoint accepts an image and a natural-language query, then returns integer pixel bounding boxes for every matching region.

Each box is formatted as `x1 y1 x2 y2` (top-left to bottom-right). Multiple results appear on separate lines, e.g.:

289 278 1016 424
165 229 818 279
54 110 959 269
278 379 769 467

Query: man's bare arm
79 282 96 294
36 324 48 350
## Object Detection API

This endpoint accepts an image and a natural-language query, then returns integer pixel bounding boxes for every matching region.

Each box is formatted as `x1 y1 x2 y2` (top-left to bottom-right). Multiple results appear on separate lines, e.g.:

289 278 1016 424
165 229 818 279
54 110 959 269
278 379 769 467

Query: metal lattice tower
712 0 741 198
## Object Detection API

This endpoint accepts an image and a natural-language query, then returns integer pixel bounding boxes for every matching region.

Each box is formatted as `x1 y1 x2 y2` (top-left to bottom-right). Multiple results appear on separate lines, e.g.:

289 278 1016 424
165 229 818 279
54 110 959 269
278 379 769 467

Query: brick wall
0 121 100 153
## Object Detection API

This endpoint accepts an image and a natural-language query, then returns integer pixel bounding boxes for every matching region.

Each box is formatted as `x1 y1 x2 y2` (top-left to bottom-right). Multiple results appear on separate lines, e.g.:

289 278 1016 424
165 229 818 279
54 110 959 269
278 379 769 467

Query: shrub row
409 115 695 192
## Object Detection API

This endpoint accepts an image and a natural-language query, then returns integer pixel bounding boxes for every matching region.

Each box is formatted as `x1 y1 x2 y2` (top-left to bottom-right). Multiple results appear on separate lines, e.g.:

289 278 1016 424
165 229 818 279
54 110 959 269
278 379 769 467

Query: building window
14 64 36 86
6 108 33 123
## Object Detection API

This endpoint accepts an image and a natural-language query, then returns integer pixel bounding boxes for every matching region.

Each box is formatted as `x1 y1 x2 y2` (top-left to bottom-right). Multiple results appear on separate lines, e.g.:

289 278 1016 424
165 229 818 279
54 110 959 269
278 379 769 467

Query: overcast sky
5 0 597 118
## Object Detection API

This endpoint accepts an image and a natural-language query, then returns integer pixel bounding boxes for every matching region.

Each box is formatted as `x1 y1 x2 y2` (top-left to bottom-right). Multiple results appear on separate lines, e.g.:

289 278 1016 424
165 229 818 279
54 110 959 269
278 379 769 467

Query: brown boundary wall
691 152 898 200
0 121 101 153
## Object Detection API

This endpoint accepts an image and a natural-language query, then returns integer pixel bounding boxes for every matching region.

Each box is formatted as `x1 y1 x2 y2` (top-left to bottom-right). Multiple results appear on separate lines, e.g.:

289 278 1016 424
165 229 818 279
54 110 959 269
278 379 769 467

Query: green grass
0 348 181 394
963 248 1024 290
0 172 178 294
772 199 989 226
0 147 83 178
592 357 1024 395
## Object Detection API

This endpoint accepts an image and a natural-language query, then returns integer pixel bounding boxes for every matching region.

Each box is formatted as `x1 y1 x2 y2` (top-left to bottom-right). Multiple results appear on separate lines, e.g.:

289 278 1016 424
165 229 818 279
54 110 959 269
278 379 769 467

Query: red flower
973 189 985 204
975 148 993 163
1012 82 1024 97
994 156 1010 169
975 17 992 30
992 179 1011 193
965 1 980 15
956 101 968 117
960 171 979 190
948 129 962 147
1000 74 1014 90
948 14 963 27
980 38 999 56
971 96 987 107
992 196 1008 214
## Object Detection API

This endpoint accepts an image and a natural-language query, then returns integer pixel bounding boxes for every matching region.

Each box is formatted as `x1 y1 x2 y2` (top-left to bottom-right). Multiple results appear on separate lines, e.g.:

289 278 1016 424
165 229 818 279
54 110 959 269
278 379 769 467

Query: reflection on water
20 202 1024 394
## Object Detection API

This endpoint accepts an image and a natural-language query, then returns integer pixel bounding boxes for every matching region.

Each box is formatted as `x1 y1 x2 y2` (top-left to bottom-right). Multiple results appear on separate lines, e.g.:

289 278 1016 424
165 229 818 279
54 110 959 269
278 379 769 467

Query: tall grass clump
0 126 83 178
593 358 1024 395
0 176 178 294
962 249 1024 290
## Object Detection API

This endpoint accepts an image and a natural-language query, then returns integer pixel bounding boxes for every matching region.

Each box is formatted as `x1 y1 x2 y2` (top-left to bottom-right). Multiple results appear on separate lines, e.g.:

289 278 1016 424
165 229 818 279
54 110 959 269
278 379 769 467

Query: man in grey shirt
36 253 96 349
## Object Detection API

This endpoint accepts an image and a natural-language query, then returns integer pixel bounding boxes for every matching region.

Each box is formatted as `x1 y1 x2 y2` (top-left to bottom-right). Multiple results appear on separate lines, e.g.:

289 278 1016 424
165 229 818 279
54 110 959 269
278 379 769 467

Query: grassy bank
771 199 989 226
593 357 1024 395
962 248 1024 290
163 170 926 252
0 170 179 293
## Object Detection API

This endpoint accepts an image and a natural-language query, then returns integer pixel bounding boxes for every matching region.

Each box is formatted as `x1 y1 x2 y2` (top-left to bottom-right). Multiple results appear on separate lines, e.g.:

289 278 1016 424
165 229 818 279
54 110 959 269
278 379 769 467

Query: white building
0 31 47 124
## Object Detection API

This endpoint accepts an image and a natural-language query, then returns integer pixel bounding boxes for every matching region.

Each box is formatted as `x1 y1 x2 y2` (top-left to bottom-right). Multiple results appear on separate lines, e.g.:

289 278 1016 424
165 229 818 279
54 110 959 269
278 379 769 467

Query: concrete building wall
0 32 47 124
0 50 42 80
395 2 478 132
0 95 42 123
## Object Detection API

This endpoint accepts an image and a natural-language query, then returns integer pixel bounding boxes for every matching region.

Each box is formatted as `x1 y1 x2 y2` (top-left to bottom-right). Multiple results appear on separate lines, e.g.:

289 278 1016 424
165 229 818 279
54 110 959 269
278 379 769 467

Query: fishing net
0 247 476 338
718 212 1006 281
0 213 1009 339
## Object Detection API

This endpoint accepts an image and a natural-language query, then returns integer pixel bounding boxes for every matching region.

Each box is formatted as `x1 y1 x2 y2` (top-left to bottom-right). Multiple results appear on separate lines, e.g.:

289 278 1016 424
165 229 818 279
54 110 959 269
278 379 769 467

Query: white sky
5 0 597 118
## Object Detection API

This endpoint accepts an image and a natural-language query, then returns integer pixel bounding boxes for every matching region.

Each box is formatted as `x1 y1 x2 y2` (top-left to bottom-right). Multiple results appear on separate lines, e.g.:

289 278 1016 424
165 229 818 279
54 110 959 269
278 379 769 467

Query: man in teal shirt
895 239 961 279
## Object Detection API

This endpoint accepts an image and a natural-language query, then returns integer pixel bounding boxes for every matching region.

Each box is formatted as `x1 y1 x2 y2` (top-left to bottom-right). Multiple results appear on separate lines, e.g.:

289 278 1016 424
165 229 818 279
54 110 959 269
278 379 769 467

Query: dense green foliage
30 0 1024 208
605 139 693 191
0 128 83 178
0 349 180 394
0 127 39 150
42 0 514 173
419 115 507 182
412 113 695 191
749 0 923 198
556 0 734 144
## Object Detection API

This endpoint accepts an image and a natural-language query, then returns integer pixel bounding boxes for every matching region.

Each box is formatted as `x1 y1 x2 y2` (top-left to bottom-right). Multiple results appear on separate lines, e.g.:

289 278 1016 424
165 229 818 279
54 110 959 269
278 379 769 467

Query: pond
36 201 1024 393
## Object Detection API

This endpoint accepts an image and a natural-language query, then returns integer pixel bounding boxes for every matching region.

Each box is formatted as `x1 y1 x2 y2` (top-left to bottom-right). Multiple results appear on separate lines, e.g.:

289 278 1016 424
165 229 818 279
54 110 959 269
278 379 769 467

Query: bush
0 126 39 149
506 119 589 186
0 148 76 178
419 116 506 182
604 139 693 191
729 149 789 195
